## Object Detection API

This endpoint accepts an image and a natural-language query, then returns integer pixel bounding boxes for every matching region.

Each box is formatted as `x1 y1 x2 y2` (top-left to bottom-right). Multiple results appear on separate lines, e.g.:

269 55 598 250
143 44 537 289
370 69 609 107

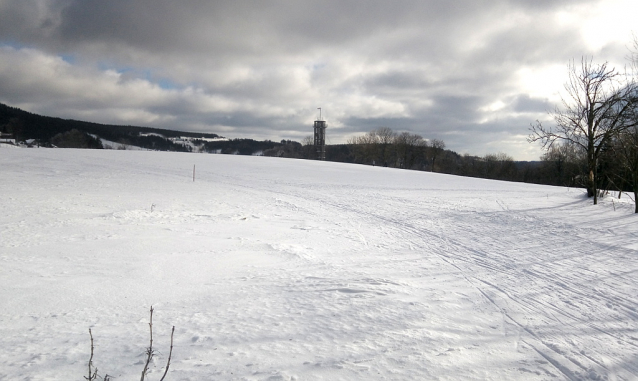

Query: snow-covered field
1 148 637 380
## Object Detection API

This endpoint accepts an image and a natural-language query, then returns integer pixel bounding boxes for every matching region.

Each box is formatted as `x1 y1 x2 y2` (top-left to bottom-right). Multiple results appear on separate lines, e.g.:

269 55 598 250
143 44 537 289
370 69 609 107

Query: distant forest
0 103 221 152
1 102 586 188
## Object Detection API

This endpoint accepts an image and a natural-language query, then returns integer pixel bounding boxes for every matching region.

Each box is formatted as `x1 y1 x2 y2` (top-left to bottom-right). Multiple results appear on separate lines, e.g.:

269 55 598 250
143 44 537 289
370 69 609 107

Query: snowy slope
1 149 637 380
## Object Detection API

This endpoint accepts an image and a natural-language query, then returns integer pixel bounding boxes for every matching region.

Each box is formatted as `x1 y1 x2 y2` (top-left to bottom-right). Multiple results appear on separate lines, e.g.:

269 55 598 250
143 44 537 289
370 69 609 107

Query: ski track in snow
1 148 637 380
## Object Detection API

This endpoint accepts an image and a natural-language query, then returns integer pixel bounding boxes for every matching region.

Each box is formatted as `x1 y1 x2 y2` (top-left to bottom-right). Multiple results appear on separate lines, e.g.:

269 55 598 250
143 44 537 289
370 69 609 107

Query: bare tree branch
159 326 175 381
140 306 155 381
85 329 98 381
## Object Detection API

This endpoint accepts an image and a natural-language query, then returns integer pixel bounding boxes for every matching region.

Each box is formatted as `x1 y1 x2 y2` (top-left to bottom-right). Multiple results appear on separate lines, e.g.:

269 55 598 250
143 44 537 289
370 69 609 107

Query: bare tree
540 142 585 186
610 37 638 212
347 132 377 164
394 132 424 169
529 57 638 204
613 127 638 212
301 135 314 159
630 33 638 75
373 127 396 166
483 152 516 180
429 139 446 172
347 127 397 166
301 136 314 146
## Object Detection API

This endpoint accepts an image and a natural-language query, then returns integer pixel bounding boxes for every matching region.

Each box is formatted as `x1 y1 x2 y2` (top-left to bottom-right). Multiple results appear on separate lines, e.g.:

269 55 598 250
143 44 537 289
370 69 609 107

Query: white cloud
515 64 566 104
566 0 638 55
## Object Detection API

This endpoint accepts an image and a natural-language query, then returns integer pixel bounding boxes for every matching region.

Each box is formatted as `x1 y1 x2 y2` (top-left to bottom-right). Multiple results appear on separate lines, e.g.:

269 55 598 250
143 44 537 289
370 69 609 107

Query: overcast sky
1 0 636 160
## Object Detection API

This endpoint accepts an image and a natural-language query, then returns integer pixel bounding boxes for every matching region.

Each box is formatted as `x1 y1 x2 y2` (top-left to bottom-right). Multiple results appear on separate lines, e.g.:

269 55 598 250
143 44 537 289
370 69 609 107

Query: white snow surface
1 149 637 381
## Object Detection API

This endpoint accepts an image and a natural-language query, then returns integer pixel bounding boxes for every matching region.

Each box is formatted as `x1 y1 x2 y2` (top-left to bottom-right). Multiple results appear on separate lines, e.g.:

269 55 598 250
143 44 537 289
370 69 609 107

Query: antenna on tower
317 107 322 121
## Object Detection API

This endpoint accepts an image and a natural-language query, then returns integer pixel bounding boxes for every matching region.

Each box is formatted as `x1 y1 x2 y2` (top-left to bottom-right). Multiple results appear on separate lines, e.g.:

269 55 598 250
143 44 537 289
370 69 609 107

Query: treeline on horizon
290 128 581 188
0 101 601 190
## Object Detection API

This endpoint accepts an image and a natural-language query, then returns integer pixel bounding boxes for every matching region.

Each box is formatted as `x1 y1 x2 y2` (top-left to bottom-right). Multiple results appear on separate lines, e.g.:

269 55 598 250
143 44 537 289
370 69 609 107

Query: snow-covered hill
1 148 637 380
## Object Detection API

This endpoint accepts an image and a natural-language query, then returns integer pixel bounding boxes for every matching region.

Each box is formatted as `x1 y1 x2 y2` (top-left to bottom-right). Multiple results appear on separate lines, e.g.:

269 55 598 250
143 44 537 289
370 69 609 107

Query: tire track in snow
420 209 638 379
196 170 638 379
282 188 637 380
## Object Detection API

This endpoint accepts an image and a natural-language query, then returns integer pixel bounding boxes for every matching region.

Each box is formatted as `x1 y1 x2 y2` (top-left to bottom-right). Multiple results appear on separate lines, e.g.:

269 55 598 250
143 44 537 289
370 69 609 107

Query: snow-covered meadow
1 148 637 380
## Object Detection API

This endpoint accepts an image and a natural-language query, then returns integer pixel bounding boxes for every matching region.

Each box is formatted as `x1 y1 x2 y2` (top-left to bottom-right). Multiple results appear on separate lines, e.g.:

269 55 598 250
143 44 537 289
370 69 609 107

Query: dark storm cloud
2 1 593 60
0 0 634 160
364 71 436 93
